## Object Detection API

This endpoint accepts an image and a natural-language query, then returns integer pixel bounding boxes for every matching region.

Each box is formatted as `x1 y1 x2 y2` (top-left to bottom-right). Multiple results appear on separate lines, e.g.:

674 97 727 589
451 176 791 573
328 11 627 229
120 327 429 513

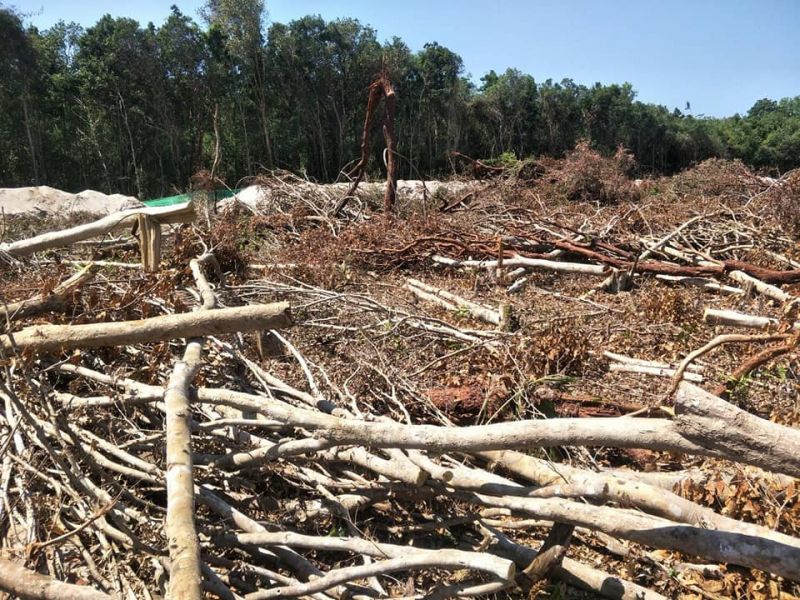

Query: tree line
1 0 798 199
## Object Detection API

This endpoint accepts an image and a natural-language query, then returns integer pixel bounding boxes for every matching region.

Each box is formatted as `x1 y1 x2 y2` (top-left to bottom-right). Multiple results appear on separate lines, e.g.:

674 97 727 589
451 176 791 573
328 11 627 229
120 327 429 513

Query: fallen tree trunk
0 558 113 600
165 254 220 600
675 382 800 478
0 202 195 258
2 302 291 353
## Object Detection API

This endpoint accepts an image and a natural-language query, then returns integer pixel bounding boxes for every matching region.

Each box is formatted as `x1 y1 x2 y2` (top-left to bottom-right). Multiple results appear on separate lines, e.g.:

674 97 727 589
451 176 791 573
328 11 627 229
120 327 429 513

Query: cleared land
0 154 799 599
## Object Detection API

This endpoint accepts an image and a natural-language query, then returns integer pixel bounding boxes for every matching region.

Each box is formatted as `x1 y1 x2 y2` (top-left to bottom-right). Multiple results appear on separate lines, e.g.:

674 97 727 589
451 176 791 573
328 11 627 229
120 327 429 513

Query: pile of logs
0 199 799 600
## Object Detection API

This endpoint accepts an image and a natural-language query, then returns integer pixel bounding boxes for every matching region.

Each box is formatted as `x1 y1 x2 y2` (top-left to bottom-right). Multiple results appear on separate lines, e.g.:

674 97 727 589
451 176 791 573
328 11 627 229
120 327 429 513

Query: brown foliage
768 170 800 237
532 141 641 205
670 158 760 200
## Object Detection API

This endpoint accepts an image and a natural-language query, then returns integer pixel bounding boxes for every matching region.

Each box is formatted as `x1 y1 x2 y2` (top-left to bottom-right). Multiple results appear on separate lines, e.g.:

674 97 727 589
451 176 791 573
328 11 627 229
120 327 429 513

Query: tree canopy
1 2 798 198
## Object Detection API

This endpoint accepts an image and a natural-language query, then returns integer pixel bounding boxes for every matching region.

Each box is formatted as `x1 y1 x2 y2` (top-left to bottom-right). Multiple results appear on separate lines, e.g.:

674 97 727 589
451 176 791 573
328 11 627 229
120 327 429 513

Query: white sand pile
0 186 143 216
225 180 479 212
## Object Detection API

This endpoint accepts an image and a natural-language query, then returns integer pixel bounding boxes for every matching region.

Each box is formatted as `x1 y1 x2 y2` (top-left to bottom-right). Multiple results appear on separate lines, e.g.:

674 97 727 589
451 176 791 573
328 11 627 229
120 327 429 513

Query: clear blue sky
11 0 800 117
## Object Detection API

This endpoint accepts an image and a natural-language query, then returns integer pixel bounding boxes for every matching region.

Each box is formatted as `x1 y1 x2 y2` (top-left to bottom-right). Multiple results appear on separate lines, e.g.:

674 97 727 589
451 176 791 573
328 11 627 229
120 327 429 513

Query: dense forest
1 0 799 199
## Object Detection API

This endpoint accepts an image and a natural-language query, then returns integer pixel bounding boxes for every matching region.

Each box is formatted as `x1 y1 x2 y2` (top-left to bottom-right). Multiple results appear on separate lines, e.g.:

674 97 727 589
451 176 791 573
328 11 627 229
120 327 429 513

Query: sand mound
0 186 143 216
225 180 478 211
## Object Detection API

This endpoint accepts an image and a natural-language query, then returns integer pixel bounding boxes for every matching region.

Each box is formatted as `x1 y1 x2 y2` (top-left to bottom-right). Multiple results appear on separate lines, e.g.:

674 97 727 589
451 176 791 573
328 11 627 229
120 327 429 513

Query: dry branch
704 307 799 330
333 67 397 216
482 523 669 600
0 558 112 600
0 263 97 323
713 338 798 397
195 387 797 476
464 491 800 581
229 531 514 582
2 302 291 353
667 333 788 396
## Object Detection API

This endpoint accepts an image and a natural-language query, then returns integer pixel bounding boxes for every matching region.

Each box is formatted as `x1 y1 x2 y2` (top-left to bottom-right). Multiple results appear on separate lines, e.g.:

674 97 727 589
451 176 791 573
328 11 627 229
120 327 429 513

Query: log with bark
1 302 291 353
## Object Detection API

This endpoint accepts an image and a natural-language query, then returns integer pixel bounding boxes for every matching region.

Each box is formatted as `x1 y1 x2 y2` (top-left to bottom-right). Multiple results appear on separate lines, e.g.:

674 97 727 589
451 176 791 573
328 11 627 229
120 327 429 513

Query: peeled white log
0 202 195 258
432 254 609 276
656 274 742 295
675 382 800 478
728 270 796 303
406 278 501 325
1 302 291 353
609 363 703 382
703 307 798 330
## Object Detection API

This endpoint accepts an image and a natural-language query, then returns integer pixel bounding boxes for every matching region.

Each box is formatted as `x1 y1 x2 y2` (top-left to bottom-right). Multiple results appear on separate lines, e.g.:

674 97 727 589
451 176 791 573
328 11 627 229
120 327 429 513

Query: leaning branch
1 263 97 323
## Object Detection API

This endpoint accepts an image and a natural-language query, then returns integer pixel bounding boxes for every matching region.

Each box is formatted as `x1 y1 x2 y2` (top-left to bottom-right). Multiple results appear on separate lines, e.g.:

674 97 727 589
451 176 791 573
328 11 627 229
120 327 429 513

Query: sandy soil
0 186 142 216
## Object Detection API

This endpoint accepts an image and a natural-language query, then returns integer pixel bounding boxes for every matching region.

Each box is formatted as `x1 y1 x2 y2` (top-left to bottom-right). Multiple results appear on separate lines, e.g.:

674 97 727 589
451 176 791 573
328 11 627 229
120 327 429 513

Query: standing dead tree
333 65 397 217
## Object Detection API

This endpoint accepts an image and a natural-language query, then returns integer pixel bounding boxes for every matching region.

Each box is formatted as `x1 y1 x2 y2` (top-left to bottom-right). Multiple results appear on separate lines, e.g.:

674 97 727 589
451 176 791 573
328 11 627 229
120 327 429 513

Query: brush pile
0 158 799 600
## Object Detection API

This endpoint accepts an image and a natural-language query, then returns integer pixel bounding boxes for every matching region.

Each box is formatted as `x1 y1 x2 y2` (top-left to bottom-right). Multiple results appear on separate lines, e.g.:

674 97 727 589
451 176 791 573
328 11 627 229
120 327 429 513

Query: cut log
406 278 501 325
728 270 796 304
704 307 798 330
0 202 195 258
0 558 112 600
1 302 291 353
675 382 800 478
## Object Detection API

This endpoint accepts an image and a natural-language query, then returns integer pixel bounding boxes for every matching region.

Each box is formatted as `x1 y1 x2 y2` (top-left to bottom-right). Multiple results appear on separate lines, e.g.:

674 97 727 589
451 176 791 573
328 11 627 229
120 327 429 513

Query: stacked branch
1 178 800 600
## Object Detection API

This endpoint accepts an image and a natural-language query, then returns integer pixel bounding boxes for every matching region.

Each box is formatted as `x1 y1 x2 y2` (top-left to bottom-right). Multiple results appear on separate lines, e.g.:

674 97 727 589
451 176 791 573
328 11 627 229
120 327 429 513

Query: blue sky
11 0 800 117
